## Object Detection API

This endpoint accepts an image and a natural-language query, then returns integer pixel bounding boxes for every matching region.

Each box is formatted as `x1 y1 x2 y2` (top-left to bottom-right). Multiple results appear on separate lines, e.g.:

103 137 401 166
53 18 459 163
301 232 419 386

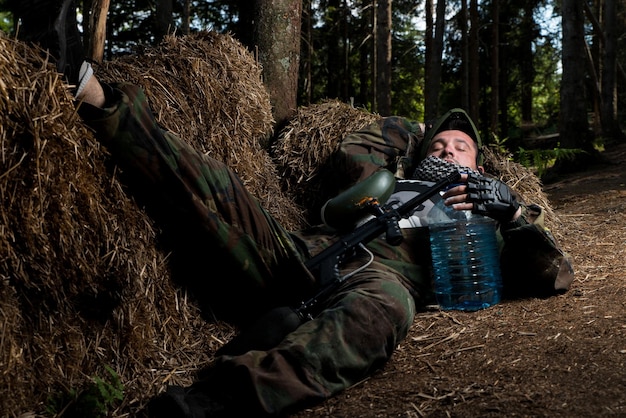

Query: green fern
46 365 124 417
489 133 510 156
516 145 584 177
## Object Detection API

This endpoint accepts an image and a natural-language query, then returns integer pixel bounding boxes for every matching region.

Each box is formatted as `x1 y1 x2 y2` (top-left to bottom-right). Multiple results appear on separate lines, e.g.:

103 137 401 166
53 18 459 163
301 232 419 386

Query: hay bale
96 31 304 230
0 35 229 416
272 99 381 223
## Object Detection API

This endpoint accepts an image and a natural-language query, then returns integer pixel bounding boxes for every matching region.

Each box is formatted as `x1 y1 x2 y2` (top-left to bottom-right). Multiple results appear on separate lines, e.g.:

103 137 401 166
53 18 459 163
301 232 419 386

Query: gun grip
385 219 404 245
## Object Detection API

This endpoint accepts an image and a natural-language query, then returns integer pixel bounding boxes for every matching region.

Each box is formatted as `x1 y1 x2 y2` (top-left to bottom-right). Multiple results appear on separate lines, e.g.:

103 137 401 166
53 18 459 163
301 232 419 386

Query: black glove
466 173 520 223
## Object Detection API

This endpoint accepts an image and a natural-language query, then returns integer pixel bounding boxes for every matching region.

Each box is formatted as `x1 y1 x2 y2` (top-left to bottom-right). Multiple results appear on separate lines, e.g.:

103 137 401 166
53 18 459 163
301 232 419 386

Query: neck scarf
411 155 479 183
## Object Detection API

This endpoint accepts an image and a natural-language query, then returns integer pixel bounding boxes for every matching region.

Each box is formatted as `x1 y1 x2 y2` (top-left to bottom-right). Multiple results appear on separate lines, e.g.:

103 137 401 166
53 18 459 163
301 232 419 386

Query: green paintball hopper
321 169 396 231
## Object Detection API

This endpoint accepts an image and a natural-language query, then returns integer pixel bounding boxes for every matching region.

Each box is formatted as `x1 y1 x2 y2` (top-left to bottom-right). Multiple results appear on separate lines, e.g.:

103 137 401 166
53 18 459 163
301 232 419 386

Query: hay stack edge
0 31 558 416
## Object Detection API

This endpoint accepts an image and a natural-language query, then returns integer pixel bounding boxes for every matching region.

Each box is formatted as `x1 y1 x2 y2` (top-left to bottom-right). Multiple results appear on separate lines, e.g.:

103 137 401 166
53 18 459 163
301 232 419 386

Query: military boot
10 0 86 90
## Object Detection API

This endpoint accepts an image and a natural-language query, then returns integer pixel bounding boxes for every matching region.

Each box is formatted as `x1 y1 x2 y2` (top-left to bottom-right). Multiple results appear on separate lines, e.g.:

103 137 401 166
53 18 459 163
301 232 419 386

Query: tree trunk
583 39 602 134
254 0 303 127
341 0 350 101
520 2 535 133
559 0 592 167
325 0 342 100
460 0 469 110
424 0 433 119
358 0 371 108
489 0 499 139
375 0 392 115
371 0 378 111
87 0 110 63
424 0 445 121
234 0 254 49
155 0 174 43
584 1 603 134
468 0 479 121
600 0 620 139
181 0 190 36
301 0 312 104
82 0 92 57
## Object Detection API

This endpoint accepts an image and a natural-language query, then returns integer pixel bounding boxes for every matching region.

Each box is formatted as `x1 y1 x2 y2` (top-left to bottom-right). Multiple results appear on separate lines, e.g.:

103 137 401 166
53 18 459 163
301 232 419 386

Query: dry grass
272 99 380 221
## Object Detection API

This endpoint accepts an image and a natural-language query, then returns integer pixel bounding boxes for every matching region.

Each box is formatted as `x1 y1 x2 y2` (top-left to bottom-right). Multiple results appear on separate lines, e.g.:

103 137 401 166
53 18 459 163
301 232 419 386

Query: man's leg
79 82 316 322
10 0 93 95
156 261 416 417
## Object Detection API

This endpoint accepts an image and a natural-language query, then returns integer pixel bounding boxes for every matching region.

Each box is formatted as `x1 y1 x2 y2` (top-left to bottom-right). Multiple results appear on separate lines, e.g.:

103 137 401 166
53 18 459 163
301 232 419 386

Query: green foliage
488 133 510 156
45 366 124 418
0 10 12 34
531 41 562 127
516 145 585 177
391 71 424 118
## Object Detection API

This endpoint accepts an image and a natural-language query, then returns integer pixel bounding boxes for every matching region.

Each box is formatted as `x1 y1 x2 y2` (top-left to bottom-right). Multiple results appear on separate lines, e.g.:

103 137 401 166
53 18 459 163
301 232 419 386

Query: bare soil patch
293 143 626 418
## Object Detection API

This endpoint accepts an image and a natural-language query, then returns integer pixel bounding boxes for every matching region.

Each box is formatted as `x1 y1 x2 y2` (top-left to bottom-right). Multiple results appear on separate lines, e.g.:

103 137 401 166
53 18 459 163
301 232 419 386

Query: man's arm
498 203 575 298
334 117 424 188
442 172 574 298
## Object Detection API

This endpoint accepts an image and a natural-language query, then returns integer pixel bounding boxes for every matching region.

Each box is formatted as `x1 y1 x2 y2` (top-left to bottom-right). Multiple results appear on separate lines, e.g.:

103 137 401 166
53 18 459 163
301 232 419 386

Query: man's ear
477 165 485 174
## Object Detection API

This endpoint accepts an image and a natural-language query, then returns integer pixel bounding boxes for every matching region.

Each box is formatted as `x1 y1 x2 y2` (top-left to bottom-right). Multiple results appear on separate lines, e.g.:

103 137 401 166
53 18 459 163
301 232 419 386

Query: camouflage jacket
294 117 574 302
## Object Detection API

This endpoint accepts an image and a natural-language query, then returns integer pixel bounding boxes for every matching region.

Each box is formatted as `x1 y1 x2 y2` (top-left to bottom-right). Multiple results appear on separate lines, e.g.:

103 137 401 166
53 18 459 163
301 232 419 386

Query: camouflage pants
79 83 416 415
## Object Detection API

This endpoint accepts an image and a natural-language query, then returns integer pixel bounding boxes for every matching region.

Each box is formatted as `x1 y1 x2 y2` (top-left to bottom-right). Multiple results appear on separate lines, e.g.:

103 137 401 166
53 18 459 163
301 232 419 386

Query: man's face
425 130 482 172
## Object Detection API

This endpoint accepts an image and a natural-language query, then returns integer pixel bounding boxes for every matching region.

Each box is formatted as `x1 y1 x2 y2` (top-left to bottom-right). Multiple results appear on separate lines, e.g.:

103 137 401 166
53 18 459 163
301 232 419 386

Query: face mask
411 155 479 183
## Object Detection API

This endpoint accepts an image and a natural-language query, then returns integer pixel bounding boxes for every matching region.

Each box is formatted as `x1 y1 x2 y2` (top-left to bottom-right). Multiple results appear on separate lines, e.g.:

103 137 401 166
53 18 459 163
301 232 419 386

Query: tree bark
583 39 602 134
325 0 342 100
87 0 110 63
358 0 371 108
254 0 303 127
301 0 312 104
468 0 479 121
234 0 254 48
600 0 620 138
520 2 535 131
559 0 591 162
424 0 445 121
583 0 603 134
375 0 392 115
372 0 378 111
460 0 469 110
489 0 499 139
155 0 174 43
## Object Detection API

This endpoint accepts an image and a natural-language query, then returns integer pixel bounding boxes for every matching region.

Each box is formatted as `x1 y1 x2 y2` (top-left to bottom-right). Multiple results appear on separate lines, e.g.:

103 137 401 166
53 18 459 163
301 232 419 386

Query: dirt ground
292 143 626 418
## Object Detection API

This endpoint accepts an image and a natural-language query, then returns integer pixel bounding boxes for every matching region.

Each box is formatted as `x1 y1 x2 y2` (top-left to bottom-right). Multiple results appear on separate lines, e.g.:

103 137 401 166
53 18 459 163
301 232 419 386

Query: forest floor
293 141 626 418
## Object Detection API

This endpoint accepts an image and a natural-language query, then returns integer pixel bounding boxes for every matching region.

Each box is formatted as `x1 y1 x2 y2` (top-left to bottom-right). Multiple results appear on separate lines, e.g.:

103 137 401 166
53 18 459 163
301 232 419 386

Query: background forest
1 0 625 175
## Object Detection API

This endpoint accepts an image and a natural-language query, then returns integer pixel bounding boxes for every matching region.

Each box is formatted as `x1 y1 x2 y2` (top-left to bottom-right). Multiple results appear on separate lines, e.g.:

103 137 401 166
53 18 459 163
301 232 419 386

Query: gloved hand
466 173 520 223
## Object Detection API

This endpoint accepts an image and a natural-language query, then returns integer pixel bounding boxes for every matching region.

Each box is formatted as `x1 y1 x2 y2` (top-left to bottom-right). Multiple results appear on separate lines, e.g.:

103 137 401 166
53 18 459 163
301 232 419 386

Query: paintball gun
216 170 462 356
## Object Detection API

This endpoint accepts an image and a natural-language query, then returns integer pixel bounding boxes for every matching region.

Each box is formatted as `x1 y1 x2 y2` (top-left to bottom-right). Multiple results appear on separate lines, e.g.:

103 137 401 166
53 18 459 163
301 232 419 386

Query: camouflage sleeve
335 116 424 188
498 203 575 299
